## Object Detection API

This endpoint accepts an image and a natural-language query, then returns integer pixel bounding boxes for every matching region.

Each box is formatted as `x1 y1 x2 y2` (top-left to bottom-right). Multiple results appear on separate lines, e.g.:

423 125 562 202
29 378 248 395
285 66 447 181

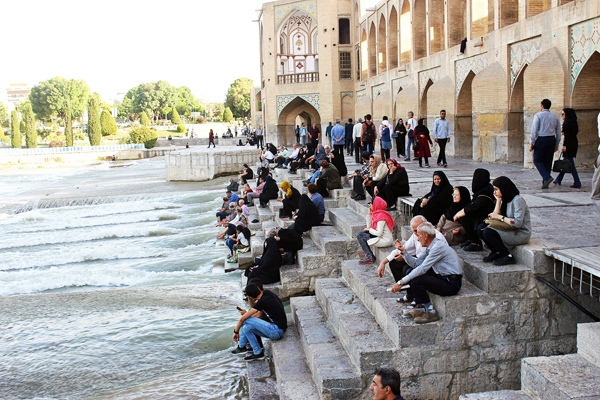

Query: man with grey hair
353 117 364 164
405 112 417 161
331 118 345 155
391 221 462 324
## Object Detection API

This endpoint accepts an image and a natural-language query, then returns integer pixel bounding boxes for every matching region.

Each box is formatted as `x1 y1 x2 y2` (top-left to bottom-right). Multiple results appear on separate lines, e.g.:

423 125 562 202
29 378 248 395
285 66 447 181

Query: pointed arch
361 28 368 79
369 22 377 77
413 0 427 60
429 0 445 54
378 13 387 73
389 7 398 70
400 0 411 64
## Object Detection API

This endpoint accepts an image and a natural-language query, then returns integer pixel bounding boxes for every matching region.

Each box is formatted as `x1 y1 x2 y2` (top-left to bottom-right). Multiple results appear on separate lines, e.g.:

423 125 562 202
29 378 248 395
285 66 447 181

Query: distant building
6 83 32 110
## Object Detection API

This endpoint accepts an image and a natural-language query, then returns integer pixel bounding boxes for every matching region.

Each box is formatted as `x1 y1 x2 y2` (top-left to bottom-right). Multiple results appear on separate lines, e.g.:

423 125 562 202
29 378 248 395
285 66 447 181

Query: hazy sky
1 0 378 103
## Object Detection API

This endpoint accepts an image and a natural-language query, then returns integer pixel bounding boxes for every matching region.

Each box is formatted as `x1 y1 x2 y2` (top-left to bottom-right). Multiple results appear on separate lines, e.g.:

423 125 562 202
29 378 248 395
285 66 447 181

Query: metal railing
277 72 319 84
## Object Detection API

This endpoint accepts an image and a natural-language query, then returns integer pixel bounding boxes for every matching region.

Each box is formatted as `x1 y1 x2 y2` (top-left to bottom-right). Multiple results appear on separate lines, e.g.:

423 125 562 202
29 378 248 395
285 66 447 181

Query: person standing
554 108 581 188
405 112 417 161
593 112 600 210
362 114 376 155
345 118 354 156
414 119 432 168
255 125 264 149
309 122 321 148
394 119 407 158
433 110 450 167
331 119 345 155
353 117 364 163
325 122 333 148
300 122 308 147
208 129 216 148
295 125 300 145
380 120 393 160
529 99 561 189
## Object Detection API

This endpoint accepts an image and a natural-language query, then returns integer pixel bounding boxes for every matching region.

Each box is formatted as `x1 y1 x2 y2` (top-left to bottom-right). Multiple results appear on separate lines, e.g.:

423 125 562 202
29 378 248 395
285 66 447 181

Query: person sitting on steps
436 186 470 246
289 184 324 234
277 181 301 219
374 158 410 211
391 221 463 324
349 151 372 201
356 196 395 264
226 178 239 192
316 159 342 198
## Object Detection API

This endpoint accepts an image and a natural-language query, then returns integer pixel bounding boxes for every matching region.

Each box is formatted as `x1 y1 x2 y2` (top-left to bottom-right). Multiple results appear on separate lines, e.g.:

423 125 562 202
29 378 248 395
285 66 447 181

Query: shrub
171 109 181 125
49 140 65 147
74 131 86 141
177 124 186 133
140 111 150 126
144 138 158 149
0 129 7 144
11 110 22 148
196 116 206 124
223 107 233 122
100 109 117 136
88 94 101 146
129 126 158 147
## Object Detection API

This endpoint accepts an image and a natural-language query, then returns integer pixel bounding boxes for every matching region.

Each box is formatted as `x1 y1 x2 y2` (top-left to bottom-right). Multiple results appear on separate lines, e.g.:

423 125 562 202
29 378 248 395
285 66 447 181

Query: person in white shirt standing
353 117 364 164
433 110 451 167
592 112 600 212
405 112 417 161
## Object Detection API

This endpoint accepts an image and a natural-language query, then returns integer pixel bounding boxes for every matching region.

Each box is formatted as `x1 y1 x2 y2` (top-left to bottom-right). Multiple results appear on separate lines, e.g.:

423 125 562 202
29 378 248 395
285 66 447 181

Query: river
0 158 249 399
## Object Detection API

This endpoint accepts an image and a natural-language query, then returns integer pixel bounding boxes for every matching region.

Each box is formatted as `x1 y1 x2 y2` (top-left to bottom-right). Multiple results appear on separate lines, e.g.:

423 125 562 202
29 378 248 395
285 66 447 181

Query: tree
225 77 253 118
11 110 22 148
22 103 37 148
223 107 234 122
20 120 26 133
0 102 9 124
140 111 150 126
88 93 101 146
171 108 181 124
65 101 73 147
121 81 178 122
100 109 117 136
28 77 90 124
118 97 137 121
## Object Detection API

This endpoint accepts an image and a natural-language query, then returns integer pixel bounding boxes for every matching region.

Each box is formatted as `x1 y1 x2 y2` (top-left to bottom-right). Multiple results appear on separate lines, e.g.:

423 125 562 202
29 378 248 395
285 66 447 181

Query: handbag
392 131 399 139
484 217 515 231
552 153 572 173
412 141 419 152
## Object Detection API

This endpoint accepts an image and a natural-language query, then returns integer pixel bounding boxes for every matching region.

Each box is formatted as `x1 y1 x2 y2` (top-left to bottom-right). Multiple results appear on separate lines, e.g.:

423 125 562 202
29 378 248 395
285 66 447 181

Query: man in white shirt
377 216 447 296
433 110 451 167
353 117 364 164
405 112 417 161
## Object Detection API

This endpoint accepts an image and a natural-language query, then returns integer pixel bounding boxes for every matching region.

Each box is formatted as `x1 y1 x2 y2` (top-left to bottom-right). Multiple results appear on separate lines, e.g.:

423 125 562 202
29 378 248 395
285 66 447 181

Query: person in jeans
255 125 264 149
331 119 346 155
356 196 394 264
231 281 287 361
345 118 354 156
553 108 581 188
405 112 417 161
300 122 307 146
391 222 462 324
529 99 561 189
433 110 450 167
353 117 364 163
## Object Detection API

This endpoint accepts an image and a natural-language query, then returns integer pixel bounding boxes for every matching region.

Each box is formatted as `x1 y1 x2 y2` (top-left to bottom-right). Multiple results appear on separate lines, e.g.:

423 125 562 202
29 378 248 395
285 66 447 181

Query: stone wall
165 147 259 181
155 138 241 147
0 148 171 166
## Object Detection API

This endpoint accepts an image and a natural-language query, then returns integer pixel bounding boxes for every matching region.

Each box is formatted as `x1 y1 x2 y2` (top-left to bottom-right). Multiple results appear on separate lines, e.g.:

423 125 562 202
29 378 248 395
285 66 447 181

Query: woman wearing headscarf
240 164 254 184
308 144 328 170
413 118 432 168
275 228 304 253
380 120 393 160
330 145 348 177
412 171 453 224
394 118 407 158
245 236 283 284
289 147 305 172
436 186 470 245
374 158 410 211
278 181 301 219
476 176 531 266
300 143 314 169
356 196 395 264
268 142 278 156
364 154 389 198
290 194 322 234
554 108 581 188
454 168 496 251
259 175 279 208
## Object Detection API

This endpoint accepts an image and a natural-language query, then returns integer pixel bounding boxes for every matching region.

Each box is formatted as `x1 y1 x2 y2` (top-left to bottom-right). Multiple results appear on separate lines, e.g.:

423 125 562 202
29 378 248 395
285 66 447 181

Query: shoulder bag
552 153 572 173
484 217 515 231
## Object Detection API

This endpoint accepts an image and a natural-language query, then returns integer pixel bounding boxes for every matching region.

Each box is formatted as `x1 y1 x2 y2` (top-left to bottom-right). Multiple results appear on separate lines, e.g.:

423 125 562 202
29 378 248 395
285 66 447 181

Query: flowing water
0 159 249 399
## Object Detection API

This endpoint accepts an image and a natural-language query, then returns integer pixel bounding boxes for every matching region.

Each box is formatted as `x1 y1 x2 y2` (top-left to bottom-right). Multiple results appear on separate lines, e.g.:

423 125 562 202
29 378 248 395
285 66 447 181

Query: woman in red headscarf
374 158 410 211
356 196 395 264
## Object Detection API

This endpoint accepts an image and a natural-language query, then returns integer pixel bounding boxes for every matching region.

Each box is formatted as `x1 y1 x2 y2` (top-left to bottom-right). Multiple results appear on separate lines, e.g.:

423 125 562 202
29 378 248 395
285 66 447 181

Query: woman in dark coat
259 175 279 207
454 168 496 251
300 143 314 169
289 148 305 172
290 194 321 234
245 236 282 284
374 158 410 210
278 181 301 218
554 108 581 188
394 119 407 158
412 170 453 224
276 228 304 252
413 118 432 168
240 164 254 184
330 145 347 176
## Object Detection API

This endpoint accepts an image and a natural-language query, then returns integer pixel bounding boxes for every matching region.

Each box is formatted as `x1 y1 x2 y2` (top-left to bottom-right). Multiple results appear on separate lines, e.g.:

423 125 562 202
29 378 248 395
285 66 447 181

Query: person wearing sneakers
356 197 395 264
391 222 462 324
529 99 561 189
231 280 286 361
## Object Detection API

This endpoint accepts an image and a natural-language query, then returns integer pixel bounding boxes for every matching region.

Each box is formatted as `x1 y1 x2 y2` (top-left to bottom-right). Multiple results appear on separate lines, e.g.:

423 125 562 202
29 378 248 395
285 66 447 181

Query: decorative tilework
509 37 541 88
275 0 317 28
419 67 441 99
372 82 388 99
391 75 412 97
455 53 488 97
570 17 600 91
340 91 354 98
276 93 320 117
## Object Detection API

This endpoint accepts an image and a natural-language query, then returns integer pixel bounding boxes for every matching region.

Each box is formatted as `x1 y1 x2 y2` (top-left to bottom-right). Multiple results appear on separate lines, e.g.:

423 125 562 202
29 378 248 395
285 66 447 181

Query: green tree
20 120 26 133
0 102 9 124
140 111 150 126
224 77 253 118
121 81 178 122
88 93 101 146
100 109 117 136
171 108 181 124
223 107 234 122
22 103 37 148
65 101 73 147
28 77 90 124
118 97 137 121
11 110 22 148
53 124 58 136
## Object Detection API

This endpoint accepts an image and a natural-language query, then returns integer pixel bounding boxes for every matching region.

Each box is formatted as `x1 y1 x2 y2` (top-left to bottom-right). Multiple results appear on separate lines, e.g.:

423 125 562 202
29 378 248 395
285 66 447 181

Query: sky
1 0 379 104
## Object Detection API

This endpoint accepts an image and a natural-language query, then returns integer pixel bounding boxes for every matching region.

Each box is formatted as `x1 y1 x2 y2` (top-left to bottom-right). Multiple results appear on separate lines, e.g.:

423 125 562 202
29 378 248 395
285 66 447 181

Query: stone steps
315 278 396 374
290 296 362 400
578 322 600 369
257 204 275 221
328 207 366 238
297 237 341 278
270 317 320 400
521 354 600 400
309 225 361 256
460 390 533 400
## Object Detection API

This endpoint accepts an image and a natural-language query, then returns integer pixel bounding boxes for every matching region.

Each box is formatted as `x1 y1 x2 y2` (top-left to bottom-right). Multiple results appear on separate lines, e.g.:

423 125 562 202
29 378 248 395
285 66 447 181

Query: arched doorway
278 97 321 146
571 51 600 166
508 65 527 164
420 79 434 122
341 94 354 122
456 71 475 158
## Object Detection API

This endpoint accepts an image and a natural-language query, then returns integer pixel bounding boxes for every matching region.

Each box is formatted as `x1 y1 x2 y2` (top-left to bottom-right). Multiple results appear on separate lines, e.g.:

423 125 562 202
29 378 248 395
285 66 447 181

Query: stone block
511 298 550 341
459 250 533 294
525 337 576 358
460 390 532 400
309 225 352 254
400 373 453 400
481 342 527 362
422 349 478 374
328 207 366 238
578 322 600 369
429 281 494 320
248 377 279 400
497 360 521 391
464 363 499 394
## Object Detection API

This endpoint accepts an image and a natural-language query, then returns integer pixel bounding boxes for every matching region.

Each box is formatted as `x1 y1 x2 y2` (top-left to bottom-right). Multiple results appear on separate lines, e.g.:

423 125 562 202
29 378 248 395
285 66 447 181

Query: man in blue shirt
530 99 561 189
300 123 308 147
433 110 451 167
227 190 239 205
331 119 346 155
307 183 325 224
325 122 333 148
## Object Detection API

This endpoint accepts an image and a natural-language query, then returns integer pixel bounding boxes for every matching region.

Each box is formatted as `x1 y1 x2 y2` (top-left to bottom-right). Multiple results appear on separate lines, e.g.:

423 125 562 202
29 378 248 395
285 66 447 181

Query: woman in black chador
412 170 453 224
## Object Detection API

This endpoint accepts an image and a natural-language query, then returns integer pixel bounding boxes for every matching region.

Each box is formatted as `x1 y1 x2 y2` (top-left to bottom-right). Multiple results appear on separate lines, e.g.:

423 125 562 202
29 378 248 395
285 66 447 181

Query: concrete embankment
165 146 259 181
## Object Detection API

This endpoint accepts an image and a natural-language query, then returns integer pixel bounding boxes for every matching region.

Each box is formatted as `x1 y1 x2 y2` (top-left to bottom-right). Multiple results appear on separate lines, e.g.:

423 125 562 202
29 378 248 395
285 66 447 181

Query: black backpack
364 121 375 142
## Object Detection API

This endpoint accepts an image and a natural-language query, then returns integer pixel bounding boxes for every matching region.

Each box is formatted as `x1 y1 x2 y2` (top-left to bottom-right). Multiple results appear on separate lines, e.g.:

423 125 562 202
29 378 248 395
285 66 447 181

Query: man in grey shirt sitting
391 222 462 324
529 98 561 189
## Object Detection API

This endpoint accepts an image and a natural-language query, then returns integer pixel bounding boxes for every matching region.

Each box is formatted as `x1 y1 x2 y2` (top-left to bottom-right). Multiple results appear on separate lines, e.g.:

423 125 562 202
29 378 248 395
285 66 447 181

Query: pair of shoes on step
402 304 440 323
231 345 265 361
484 252 516 266
359 256 376 264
